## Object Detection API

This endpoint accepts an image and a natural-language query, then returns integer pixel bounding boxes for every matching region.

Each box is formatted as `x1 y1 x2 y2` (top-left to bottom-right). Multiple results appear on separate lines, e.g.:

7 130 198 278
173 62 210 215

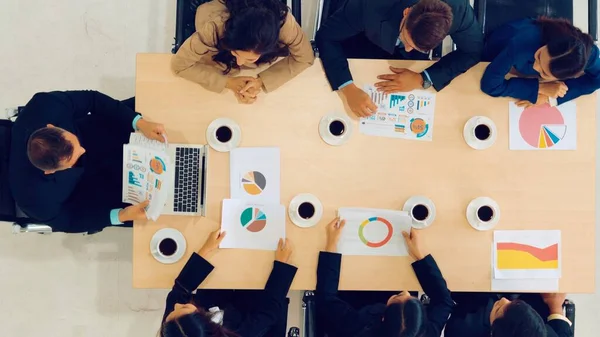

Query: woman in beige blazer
172 0 315 104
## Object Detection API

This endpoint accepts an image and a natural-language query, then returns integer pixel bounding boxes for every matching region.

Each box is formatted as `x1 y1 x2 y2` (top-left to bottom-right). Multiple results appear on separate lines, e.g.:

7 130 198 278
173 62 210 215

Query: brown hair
405 0 453 51
27 127 73 171
536 17 594 79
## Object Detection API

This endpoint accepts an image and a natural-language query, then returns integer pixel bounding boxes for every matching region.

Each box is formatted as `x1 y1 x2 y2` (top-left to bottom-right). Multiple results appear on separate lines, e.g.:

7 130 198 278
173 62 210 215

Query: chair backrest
0 119 17 223
172 0 301 54
475 0 573 36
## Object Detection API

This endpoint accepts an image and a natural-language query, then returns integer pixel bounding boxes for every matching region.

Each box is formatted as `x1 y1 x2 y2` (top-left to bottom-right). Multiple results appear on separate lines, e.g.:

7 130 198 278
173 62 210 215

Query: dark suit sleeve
315 0 365 90
546 319 573 337
315 251 365 336
162 253 215 322
480 41 539 102
411 254 454 336
558 46 600 104
235 261 297 336
52 91 139 127
425 0 483 91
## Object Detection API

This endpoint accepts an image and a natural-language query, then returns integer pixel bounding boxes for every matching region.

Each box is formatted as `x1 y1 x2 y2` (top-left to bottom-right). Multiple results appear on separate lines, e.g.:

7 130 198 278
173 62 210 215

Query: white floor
0 1 598 336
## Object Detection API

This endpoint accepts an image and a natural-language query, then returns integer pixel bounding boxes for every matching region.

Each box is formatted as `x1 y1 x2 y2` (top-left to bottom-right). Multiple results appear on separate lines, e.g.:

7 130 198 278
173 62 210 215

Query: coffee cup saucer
466 197 500 231
150 228 187 264
206 118 241 152
403 196 436 229
288 193 323 228
319 113 353 146
463 116 497 150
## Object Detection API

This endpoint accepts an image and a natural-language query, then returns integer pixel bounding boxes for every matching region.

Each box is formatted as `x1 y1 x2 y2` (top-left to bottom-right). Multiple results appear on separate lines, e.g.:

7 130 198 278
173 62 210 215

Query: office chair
0 115 53 235
172 0 303 54
301 291 576 336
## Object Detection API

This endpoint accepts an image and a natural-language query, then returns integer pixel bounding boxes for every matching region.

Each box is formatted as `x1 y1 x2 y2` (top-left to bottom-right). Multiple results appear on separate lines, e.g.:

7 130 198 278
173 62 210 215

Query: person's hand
226 76 261 104
516 93 549 108
118 200 150 222
539 81 568 98
198 229 226 259
340 84 377 117
325 217 346 253
375 67 424 93
402 228 426 261
541 293 567 315
275 238 293 263
136 119 167 142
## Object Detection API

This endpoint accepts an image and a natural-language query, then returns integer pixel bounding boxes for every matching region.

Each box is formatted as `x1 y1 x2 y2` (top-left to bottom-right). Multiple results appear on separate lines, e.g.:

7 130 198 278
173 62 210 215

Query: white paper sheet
337 207 412 256
230 147 280 204
509 101 576 150
359 85 436 141
491 278 559 292
493 230 561 280
220 199 285 251
122 134 172 221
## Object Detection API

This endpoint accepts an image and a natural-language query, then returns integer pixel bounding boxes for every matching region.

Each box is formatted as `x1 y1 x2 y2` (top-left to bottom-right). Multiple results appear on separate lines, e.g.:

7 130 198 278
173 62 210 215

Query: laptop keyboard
174 147 200 213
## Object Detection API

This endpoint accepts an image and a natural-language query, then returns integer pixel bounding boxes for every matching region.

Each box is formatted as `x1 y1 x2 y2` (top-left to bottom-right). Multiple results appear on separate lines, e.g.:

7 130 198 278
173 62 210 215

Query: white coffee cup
410 204 430 226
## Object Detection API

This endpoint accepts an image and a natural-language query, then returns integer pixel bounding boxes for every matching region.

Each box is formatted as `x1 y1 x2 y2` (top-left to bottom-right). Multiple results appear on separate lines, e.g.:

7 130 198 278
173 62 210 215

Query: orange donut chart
358 217 393 248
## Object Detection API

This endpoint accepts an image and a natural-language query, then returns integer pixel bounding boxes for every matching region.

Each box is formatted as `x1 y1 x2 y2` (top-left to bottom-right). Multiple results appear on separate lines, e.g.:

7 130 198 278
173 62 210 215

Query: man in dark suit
445 292 573 337
9 91 167 233
316 0 483 117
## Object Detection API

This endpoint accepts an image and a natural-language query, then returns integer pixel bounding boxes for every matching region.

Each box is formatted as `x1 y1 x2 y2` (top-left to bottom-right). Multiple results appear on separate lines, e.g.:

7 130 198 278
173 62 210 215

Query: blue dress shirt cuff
110 209 124 225
422 70 433 84
338 80 354 90
132 115 142 131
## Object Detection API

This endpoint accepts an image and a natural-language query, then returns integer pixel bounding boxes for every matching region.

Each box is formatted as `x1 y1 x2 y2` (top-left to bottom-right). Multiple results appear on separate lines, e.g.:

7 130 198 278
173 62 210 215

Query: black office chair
475 0 598 41
0 113 53 234
172 0 303 54
301 291 576 336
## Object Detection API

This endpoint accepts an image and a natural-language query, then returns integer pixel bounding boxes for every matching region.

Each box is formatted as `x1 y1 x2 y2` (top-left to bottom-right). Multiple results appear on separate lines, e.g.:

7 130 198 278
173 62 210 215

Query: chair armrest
590 0 598 41
564 299 575 331
290 0 301 26
303 291 316 337
12 223 53 234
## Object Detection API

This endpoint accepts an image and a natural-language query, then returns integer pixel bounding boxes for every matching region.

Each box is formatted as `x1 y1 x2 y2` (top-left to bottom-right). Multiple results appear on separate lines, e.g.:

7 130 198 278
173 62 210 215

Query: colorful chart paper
230 147 280 204
493 230 561 279
359 85 436 141
220 199 285 251
338 207 412 256
240 207 268 232
509 102 576 150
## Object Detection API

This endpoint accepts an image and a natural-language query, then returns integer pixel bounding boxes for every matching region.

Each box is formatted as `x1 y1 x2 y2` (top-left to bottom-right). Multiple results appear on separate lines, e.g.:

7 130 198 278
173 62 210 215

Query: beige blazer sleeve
171 25 228 93
258 13 315 93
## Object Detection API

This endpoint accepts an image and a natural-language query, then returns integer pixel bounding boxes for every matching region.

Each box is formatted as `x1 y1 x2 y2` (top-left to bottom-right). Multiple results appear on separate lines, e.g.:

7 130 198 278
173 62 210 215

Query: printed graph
389 94 406 109
519 104 567 149
496 242 559 269
358 217 393 248
242 171 267 195
240 207 267 233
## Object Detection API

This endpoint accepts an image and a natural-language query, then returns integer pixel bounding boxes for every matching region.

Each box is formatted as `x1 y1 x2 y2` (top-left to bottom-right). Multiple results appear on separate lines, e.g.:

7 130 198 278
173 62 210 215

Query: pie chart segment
242 171 267 195
519 104 565 148
240 207 267 233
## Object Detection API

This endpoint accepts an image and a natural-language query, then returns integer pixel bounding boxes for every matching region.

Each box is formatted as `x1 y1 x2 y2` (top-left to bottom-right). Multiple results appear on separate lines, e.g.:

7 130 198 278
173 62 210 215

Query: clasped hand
226 76 263 104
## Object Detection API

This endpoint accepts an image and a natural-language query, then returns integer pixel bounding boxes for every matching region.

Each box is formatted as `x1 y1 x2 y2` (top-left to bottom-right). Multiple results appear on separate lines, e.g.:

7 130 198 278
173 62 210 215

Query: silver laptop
161 144 208 216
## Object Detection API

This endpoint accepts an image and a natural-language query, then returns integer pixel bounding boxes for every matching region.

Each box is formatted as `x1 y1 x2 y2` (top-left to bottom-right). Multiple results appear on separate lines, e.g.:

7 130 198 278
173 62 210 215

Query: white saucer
288 193 323 228
463 116 497 150
319 113 353 146
403 196 436 229
150 228 187 264
466 197 500 231
206 118 241 152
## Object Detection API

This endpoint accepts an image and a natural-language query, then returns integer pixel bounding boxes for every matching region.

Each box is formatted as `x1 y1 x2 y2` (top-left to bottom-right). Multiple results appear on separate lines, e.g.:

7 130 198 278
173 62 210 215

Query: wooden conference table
133 54 596 292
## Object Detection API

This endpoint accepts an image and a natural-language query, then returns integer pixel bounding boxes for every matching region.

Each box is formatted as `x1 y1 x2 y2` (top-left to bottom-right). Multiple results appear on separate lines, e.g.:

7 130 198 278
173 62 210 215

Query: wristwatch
421 72 432 89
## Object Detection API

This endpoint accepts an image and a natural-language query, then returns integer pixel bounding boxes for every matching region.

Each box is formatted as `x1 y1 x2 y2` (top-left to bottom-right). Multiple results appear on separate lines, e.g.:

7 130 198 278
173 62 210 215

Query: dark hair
380 299 427 337
211 0 290 74
405 0 453 51
27 127 74 171
160 308 239 337
491 300 546 337
536 17 594 79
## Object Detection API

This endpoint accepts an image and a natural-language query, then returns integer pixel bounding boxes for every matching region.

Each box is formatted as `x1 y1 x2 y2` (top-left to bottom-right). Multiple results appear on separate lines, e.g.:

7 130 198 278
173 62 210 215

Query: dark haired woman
481 18 599 108
315 218 454 337
159 230 297 337
172 0 314 104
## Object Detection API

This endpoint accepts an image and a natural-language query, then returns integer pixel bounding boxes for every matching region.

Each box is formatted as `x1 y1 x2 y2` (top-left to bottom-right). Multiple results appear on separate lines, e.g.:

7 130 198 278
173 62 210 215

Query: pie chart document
509 102 577 150
230 147 280 204
220 199 285 251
